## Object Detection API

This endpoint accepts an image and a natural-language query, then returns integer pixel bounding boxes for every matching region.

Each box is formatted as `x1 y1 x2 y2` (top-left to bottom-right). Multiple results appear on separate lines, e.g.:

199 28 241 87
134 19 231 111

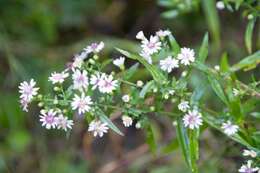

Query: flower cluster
238 149 259 173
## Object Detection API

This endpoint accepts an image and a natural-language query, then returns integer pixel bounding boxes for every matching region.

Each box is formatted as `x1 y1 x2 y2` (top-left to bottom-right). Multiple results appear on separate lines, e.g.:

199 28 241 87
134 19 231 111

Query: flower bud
153 88 158 93
164 94 169 99
63 109 68 114
93 54 99 60
89 58 95 65
54 86 60 91
53 99 59 105
38 102 44 107
135 122 141 129
247 14 253 20
37 94 43 100
150 106 155 111
136 80 144 87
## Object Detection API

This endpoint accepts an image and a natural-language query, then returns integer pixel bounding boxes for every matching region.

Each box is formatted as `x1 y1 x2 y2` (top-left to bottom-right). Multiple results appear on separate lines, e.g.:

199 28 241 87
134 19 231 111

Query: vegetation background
0 0 259 173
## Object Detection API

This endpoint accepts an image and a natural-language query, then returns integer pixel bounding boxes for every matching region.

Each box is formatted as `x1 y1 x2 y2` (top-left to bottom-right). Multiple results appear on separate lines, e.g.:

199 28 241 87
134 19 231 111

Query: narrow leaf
122 63 139 80
198 32 209 63
167 34 180 56
146 124 157 153
245 19 255 54
139 80 155 98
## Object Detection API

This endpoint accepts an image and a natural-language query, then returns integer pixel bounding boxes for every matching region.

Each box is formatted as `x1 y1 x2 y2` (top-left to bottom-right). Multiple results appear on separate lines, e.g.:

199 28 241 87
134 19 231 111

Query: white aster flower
141 35 162 55
113 56 125 69
216 1 225 10
71 93 93 114
90 72 105 90
48 71 69 84
98 74 118 94
177 47 195 65
221 120 239 136
159 56 179 73
122 94 130 103
243 149 257 158
178 101 190 112
122 115 133 127
239 160 259 173
55 114 74 131
20 98 29 112
72 69 88 90
183 110 203 129
88 120 108 137
39 109 57 129
136 31 146 40
84 42 104 54
214 65 220 71
71 52 87 70
19 79 39 101
156 29 171 37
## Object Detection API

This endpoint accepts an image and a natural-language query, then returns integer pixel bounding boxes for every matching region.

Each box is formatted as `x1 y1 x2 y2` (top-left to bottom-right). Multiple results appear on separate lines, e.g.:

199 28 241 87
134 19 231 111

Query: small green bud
153 88 158 93
164 94 169 99
150 106 155 111
135 122 141 129
37 94 43 100
38 102 44 107
247 14 253 20
89 58 95 65
136 80 144 87
54 86 60 91
93 54 99 60
53 99 59 105
63 109 68 114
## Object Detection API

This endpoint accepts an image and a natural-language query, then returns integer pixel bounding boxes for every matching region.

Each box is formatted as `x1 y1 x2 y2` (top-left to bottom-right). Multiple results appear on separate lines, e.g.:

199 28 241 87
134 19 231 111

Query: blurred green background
0 0 259 173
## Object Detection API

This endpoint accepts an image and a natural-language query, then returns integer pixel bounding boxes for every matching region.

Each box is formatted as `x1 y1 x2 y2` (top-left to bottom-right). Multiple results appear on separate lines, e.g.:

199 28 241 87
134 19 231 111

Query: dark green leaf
198 32 209 63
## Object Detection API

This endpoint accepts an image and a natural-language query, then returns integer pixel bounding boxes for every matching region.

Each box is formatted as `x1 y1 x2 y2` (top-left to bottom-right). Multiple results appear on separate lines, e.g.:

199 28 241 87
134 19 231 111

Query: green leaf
167 34 180 56
245 19 255 54
220 53 230 73
198 32 209 63
228 50 260 73
97 109 124 136
189 130 199 173
146 124 157 153
116 48 167 83
122 63 139 80
201 0 220 46
207 74 229 105
161 10 179 18
139 80 155 98
176 118 191 170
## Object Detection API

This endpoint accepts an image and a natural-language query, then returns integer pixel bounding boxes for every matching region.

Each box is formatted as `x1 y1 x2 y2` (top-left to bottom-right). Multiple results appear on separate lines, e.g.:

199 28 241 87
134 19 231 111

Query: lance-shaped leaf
116 48 167 83
122 63 139 80
167 34 180 56
198 32 209 63
245 19 256 54
139 80 155 98
97 109 124 136
228 50 260 73
146 123 157 153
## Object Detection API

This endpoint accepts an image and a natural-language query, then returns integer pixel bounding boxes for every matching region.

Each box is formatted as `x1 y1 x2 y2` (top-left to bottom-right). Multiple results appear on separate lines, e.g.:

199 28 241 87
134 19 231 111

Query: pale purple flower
98 74 118 94
72 69 88 90
48 71 69 84
159 56 179 73
243 149 257 158
71 93 93 114
19 79 39 101
88 120 109 137
55 114 74 131
136 31 146 40
177 47 195 65
141 35 161 55
221 121 239 136
178 101 190 112
156 29 171 37
39 109 57 129
84 42 104 54
183 110 203 129
122 94 130 103
90 72 104 90
20 98 29 112
140 50 152 64
239 160 259 173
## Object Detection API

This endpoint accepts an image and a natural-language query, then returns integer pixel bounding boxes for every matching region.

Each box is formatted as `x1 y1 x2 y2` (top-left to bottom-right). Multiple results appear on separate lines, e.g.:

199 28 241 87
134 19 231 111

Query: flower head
243 149 257 158
72 69 88 90
55 114 74 131
178 101 190 112
88 120 108 137
20 98 29 112
177 47 195 65
156 29 171 37
113 57 125 69
159 56 179 73
239 160 259 173
122 115 133 127
98 74 118 94
140 50 152 64
141 35 161 55
216 1 225 10
136 31 146 40
71 93 93 114
49 71 69 84
183 110 203 129
19 79 39 101
221 120 239 136
122 94 130 103
90 72 104 90
84 42 104 54
39 109 57 129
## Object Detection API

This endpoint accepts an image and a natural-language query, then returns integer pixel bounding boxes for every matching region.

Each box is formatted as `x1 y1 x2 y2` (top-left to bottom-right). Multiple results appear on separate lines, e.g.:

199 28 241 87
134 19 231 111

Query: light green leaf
122 63 139 80
207 74 229 105
245 19 256 54
139 80 155 98
198 32 209 63
97 109 123 136
161 10 179 18
229 50 260 73
146 124 157 153
167 34 180 56
161 138 179 154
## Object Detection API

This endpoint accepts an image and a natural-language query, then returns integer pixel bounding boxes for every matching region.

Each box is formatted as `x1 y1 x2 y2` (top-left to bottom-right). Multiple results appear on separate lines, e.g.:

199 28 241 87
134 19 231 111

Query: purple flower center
91 43 98 49
147 42 155 49
45 115 55 124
